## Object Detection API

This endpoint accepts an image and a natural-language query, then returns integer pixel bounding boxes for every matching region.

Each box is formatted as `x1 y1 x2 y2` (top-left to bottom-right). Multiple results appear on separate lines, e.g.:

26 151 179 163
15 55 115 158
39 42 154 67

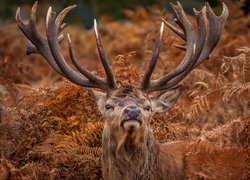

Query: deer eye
144 105 151 111
105 104 114 111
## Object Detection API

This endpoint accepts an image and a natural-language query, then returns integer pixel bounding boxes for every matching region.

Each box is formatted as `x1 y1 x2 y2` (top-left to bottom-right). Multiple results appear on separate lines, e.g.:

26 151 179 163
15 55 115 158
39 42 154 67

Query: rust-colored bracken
0 1 249 180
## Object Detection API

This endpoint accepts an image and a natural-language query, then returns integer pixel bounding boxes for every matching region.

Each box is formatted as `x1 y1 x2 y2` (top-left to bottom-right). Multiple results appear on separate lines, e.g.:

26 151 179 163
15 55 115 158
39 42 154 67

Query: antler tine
162 18 185 41
17 3 118 91
56 5 76 28
46 6 118 90
140 22 164 91
67 33 106 84
94 19 117 90
16 1 65 75
154 7 208 91
173 44 186 50
30 1 38 23
140 2 228 93
162 4 228 89
141 2 197 92
16 2 40 44
193 2 229 68
45 7 105 89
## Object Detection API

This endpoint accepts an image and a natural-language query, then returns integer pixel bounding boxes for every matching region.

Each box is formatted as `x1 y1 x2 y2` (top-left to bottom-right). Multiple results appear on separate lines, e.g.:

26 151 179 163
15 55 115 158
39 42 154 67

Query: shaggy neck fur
101 124 184 180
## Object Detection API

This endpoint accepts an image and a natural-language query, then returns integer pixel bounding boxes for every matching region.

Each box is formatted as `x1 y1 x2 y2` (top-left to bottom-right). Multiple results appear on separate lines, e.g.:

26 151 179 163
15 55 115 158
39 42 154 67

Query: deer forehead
105 87 149 107
106 96 147 107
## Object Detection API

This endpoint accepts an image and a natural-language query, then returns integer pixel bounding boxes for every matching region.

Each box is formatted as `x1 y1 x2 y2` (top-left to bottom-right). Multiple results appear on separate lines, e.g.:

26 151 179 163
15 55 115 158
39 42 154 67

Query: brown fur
93 87 247 180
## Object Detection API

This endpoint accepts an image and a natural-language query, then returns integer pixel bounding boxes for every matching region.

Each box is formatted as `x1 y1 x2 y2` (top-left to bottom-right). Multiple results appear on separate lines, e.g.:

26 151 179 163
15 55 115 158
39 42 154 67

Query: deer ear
150 85 182 113
90 90 106 108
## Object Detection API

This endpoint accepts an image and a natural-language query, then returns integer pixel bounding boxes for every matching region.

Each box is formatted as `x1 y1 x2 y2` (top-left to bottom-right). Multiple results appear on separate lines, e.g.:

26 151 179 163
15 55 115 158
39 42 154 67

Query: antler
140 2 229 93
16 2 117 91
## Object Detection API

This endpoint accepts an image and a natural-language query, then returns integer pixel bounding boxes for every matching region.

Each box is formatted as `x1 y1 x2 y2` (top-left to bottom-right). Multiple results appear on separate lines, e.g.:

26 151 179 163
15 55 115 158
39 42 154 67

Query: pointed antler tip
32 3 38 9
205 2 211 8
16 7 20 13
47 6 57 18
170 2 175 7
94 19 99 38
31 1 38 20
161 18 167 23
193 8 198 15
222 2 227 7
46 7 54 26
161 18 170 26
160 22 164 38
48 6 52 13
66 4 77 11
33 1 38 6
222 2 229 12
202 6 207 11
58 34 64 42
67 33 72 43
16 7 23 23
193 6 206 15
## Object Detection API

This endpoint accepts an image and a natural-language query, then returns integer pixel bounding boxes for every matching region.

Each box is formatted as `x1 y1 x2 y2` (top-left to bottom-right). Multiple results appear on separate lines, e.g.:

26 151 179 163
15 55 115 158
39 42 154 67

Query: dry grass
0 5 249 179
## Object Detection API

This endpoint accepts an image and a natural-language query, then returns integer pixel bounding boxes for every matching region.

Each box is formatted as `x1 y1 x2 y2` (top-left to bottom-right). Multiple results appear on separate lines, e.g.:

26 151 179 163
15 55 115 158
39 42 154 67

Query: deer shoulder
160 141 247 180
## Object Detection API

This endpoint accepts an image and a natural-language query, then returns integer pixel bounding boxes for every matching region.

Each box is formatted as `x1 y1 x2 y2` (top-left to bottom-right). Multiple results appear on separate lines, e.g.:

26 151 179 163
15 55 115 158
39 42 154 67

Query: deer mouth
121 119 142 131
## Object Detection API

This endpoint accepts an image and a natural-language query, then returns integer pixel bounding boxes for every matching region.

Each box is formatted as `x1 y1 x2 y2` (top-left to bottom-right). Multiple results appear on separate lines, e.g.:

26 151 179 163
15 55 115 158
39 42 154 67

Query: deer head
16 1 228 178
92 85 182 145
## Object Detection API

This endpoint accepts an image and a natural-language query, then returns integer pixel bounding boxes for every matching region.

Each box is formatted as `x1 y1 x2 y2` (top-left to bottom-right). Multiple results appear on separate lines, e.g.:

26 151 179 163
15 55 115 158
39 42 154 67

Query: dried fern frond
222 82 250 103
190 83 249 120
220 50 250 82
77 146 102 157
199 118 245 147
190 89 220 120
67 121 103 147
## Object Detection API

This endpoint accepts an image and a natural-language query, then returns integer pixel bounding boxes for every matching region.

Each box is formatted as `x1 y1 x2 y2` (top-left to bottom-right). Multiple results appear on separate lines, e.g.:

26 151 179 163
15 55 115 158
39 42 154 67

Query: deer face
92 85 182 138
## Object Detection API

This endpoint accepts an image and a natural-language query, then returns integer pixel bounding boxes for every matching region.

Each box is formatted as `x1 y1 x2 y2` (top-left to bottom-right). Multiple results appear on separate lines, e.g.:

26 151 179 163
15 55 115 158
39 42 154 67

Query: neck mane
101 123 184 180
102 126 158 179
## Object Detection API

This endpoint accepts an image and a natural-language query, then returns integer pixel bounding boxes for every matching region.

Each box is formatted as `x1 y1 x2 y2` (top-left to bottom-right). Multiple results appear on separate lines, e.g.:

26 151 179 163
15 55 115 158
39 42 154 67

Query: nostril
124 106 140 114
128 111 140 119
124 107 141 120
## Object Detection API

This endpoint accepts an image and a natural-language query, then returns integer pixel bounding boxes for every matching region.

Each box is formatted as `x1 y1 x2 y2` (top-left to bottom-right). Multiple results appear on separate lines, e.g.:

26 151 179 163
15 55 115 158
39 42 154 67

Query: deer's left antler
140 2 229 93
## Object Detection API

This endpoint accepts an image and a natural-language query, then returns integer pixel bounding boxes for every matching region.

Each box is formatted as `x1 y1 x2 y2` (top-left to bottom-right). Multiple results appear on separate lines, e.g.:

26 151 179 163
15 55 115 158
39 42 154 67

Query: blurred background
0 0 249 27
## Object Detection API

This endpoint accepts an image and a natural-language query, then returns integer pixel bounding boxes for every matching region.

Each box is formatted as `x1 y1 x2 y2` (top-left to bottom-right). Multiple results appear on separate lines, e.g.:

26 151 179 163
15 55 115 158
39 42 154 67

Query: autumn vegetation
0 1 249 179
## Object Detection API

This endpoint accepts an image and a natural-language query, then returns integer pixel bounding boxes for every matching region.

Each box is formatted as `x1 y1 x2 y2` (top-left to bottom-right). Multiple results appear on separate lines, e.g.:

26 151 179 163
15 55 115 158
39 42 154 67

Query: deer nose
124 106 141 120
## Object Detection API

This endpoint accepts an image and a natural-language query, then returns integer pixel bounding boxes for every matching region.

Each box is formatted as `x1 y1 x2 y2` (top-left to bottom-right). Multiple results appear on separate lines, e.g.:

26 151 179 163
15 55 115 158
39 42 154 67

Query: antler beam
140 2 229 92
16 2 117 91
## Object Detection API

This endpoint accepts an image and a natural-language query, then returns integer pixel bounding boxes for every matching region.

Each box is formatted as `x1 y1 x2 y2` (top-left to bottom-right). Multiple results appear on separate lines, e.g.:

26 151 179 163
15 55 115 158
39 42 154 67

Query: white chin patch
123 120 140 132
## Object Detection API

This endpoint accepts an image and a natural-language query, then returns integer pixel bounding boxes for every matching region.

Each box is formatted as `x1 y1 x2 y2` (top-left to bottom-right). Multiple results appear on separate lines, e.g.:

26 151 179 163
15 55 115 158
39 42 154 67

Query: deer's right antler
140 2 229 93
16 2 117 91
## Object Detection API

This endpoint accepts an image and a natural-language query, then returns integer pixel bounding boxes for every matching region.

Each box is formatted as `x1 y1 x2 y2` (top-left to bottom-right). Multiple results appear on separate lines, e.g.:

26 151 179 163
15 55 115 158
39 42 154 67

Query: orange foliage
0 5 249 179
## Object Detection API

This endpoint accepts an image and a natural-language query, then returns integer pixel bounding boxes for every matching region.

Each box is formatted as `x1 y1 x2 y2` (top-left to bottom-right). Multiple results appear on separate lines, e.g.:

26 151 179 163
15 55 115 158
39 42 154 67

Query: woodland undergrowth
0 3 249 179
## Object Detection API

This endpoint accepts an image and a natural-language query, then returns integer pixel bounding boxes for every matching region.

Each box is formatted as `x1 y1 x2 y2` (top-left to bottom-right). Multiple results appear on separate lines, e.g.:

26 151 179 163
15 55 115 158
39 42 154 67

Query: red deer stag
16 2 247 180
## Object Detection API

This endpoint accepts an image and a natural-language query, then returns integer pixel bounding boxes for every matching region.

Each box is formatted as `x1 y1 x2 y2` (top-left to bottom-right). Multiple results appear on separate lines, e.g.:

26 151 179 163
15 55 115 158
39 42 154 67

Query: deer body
99 88 247 180
102 130 247 180
17 2 247 180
